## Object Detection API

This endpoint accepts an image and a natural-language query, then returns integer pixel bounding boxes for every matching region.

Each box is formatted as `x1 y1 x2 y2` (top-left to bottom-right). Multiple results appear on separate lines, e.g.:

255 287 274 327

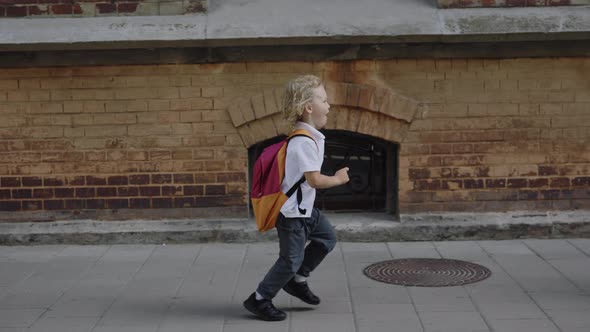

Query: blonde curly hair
282 75 323 131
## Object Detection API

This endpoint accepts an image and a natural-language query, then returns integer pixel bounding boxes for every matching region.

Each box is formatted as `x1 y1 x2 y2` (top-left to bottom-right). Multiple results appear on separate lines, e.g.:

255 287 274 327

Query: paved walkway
1 239 589 332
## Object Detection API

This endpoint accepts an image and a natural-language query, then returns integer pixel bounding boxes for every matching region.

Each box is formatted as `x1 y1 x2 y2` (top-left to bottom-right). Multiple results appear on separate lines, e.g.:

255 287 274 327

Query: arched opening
248 130 399 216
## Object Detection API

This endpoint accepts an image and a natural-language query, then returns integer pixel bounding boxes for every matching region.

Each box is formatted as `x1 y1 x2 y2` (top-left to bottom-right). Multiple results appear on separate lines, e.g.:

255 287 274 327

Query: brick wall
0 59 589 221
0 0 206 18
437 0 589 8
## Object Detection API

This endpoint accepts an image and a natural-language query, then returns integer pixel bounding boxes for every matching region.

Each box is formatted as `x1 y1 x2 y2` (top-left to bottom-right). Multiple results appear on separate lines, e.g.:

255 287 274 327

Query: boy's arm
304 167 350 189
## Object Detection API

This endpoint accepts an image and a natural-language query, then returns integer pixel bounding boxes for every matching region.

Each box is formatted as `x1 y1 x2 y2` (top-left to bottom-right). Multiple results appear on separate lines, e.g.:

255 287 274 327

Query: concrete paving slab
486 318 559 332
568 238 590 256
27 316 99 332
0 309 45 328
523 239 587 260
418 311 490 332
0 239 589 331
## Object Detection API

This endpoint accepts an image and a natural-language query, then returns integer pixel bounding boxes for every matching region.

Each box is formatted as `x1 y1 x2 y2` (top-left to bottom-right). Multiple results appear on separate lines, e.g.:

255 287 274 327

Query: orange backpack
250 129 314 232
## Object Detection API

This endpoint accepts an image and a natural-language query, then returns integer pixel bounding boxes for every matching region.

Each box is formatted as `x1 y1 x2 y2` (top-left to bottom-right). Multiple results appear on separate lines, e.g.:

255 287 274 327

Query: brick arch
226 82 424 147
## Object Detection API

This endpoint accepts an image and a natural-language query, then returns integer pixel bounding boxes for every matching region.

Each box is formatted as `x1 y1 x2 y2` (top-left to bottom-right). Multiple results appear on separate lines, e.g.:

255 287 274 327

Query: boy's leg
297 208 337 278
256 214 307 300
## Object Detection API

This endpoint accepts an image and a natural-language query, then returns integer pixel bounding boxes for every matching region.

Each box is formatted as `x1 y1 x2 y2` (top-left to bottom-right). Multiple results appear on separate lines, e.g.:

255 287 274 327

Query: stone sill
438 0 590 9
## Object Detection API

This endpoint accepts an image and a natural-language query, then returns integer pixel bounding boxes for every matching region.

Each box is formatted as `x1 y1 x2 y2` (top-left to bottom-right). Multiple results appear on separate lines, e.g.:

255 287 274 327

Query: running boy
243 75 350 321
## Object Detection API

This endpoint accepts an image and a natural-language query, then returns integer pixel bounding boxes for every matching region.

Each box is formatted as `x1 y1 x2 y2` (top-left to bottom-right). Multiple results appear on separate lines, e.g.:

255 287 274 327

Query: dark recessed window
248 130 398 216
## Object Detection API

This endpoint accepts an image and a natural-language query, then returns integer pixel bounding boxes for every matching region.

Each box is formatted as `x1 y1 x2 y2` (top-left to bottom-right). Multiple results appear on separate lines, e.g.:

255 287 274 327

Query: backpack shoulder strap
287 129 318 151
284 128 318 215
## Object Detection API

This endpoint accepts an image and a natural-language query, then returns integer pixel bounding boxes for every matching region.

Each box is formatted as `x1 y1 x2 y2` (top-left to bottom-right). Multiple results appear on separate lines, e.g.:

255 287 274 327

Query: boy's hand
335 167 350 185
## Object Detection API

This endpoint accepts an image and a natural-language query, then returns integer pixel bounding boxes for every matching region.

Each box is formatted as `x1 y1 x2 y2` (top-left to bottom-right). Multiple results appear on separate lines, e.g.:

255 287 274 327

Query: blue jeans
256 208 337 300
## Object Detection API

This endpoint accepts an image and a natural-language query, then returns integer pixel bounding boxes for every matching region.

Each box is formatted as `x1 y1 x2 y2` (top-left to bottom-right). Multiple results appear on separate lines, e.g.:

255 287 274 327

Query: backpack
251 129 315 232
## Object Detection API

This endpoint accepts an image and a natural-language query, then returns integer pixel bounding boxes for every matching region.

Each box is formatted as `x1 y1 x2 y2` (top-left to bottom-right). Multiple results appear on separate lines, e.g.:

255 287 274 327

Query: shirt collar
294 122 325 141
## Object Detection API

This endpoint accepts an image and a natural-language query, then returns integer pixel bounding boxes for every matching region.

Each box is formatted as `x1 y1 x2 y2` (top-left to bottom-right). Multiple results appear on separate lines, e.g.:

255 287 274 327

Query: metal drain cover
363 258 491 287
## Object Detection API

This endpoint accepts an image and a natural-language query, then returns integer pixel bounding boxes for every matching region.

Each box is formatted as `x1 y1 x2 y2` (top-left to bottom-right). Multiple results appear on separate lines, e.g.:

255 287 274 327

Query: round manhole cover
363 258 491 287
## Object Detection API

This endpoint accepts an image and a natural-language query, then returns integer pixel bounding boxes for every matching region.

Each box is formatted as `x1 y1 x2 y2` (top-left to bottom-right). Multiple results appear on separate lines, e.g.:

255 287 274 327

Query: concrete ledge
0 210 588 245
1 1 590 52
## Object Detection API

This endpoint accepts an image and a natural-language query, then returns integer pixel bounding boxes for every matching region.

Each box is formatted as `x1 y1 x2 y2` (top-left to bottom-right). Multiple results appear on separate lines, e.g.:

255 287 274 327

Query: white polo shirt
280 122 325 218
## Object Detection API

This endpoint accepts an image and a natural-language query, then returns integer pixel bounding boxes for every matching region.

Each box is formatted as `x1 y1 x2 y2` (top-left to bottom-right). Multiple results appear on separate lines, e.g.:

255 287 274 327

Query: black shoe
283 278 320 305
243 292 286 321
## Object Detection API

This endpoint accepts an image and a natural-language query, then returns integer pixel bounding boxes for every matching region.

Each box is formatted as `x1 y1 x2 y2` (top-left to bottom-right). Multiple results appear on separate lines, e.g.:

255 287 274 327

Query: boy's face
305 85 330 129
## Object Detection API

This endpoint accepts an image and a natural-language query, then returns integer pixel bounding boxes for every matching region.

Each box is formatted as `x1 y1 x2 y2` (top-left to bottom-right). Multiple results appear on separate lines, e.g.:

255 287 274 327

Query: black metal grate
364 258 492 287
247 130 398 214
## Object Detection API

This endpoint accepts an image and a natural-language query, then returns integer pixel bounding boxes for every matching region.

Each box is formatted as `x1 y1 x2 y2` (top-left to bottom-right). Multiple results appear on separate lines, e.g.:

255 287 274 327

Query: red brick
22 200 42 211
28 5 49 16
550 177 570 188
441 180 463 190
0 7 5 16
193 195 243 207
117 2 138 13
50 4 72 15
152 198 173 208
217 172 246 182
130 198 150 209
44 177 64 186
44 200 64 210
507 178 528 188
33 188 53 198
162 186 182 196
86 176 107 185
440 168 453 178
64 199 84 209
173 173 194 184
151 174 172 184
409 168 431 180
12 189 31 199
106 199 128 209
118 187 138 197
139 186 160 196
174 197 195 208
86 199 105 209
185 0 206 13
0 201 21 211
67 176 85 186
518 190 539 200
195 173 216 183
506 0 527 6
0 189 9 199
205 185 226 195
485 179 506 188
414 180 441 191
6 6 27 17
129 174 149 185
76 188 95 198
464 179 484 189
54 188 74 198
1 177 20 187
572 177 590 187
184 185 203 195
38 0 74 3
72 3 81 13
96 3 115 14
529 178 549 188
97 187 117 197
22 176 42 187
540 190 560 200
108 176 128 185
539 166 558 176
